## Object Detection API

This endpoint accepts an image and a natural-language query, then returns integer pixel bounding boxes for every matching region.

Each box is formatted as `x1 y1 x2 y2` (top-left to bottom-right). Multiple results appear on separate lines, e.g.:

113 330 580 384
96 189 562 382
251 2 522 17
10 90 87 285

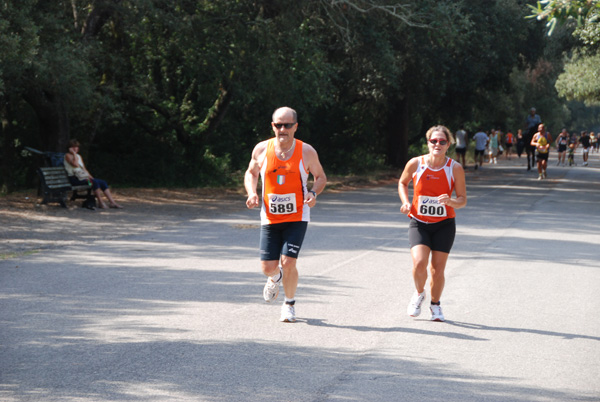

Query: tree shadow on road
447 321 600 342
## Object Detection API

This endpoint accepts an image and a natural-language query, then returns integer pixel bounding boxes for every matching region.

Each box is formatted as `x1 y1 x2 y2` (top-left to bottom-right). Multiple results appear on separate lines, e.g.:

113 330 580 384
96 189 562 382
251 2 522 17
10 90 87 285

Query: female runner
398 125 467 321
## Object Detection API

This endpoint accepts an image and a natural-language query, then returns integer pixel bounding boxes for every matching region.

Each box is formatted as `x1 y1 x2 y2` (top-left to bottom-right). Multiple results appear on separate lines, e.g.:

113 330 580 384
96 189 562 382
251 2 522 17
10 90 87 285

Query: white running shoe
280 303 296 322
430 304 445 322
407 291 426 317
263 267 282 302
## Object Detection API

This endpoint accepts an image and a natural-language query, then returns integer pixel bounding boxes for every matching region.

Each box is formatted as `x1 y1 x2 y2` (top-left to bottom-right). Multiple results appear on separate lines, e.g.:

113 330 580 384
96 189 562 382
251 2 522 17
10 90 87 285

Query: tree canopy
529 0 600 104
1 0 598 192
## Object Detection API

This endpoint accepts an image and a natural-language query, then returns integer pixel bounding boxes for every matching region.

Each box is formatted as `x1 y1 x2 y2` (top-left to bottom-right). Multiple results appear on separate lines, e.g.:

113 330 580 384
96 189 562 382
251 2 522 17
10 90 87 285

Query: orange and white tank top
409 156 456 223
260 138 310 225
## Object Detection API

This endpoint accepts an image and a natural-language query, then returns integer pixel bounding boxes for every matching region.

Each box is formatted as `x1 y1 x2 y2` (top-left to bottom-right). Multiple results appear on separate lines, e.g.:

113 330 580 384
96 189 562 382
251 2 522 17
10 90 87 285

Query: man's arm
244 141 267 209
302 143 326 207
530 134 538 147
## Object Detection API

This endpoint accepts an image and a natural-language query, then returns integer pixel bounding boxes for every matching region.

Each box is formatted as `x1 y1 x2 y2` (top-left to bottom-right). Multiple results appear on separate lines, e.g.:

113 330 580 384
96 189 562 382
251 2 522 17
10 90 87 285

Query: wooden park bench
37 166 92 208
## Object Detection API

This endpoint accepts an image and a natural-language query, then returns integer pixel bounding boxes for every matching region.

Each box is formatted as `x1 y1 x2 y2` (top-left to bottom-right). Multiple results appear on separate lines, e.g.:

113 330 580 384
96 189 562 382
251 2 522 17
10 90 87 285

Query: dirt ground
0 174 397 258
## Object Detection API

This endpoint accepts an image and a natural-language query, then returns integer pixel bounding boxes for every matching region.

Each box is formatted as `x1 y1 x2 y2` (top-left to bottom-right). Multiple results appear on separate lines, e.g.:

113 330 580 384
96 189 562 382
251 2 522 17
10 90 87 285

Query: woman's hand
438 194 451 205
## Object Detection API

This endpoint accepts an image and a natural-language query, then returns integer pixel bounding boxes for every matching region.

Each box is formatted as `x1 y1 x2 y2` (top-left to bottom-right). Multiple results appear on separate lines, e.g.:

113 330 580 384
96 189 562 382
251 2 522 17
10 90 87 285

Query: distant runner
556 129 569 166
579 131 591 166
525 107 542 171
531 123 552 180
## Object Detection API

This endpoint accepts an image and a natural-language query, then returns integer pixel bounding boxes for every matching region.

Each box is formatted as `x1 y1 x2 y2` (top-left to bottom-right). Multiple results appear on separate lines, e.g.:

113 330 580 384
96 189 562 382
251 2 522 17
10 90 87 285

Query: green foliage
529 0 600 104
2 0 599 191
555 50 600 105
528 0 600 36
408 139 429 160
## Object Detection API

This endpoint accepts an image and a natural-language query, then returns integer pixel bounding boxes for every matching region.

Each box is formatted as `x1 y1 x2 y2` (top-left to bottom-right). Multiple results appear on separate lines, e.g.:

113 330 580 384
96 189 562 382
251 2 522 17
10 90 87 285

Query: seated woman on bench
64 139 123 209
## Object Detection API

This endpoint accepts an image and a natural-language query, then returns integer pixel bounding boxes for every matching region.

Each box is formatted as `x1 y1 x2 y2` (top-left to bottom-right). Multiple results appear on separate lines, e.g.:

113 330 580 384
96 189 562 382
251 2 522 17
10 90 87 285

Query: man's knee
261 261 280 276
280 256 297 271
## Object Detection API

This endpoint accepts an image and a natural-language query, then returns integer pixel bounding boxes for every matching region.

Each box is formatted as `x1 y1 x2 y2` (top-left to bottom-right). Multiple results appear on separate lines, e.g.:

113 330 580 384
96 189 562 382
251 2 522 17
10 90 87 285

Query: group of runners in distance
458 107 597 179
245 107 466 323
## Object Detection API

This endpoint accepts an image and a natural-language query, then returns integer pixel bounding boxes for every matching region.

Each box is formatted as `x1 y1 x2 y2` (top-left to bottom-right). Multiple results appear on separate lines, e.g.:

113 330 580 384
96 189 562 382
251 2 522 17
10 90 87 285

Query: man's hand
304 191 317 208
246 194 259 209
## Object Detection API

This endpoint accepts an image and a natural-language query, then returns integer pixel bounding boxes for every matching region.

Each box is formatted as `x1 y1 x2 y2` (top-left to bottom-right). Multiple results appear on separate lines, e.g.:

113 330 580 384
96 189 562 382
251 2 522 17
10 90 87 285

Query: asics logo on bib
271 195 292 202
422 198 440 205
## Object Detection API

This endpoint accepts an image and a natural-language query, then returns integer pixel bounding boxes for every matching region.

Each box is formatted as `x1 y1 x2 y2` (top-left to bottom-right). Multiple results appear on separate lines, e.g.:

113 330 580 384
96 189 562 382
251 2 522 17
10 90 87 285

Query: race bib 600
417 195 447 217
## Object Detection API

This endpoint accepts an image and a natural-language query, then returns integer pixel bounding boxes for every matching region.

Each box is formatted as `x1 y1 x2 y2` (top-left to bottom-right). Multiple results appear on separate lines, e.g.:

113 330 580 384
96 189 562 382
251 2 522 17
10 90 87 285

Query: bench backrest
46 152 66 167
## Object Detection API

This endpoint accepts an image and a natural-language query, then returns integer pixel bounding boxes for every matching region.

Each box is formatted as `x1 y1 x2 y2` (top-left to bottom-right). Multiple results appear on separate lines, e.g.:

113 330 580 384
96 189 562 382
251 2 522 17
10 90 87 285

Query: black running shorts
536 152 549 162
260 221 308 261
408 218 456 253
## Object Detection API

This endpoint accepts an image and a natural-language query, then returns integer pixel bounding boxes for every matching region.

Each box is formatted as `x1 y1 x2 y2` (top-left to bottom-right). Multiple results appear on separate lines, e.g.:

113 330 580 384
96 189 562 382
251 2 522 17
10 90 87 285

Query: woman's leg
103 188 122 208
410 245 431 294
94 188 109 208
429 251 450 303
93 178 122 208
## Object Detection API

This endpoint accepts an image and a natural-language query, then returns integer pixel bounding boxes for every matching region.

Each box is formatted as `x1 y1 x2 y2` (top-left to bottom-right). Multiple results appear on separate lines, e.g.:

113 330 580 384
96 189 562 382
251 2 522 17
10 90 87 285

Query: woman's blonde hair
425 125 455 145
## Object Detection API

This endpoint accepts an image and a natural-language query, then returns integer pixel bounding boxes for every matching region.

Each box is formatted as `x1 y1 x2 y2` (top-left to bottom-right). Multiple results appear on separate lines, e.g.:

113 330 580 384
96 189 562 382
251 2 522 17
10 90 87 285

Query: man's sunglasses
429 139 448 145
273 123 296 129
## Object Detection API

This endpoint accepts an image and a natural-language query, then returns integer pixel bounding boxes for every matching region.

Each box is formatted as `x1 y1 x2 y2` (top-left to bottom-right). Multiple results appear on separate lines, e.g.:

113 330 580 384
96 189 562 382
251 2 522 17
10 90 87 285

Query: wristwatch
309 190 317 198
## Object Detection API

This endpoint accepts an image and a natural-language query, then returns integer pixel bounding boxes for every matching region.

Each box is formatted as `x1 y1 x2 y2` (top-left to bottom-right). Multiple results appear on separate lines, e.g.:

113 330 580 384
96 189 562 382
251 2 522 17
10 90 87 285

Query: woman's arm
64 150 79 167
398 158 418 215
440 163 467 209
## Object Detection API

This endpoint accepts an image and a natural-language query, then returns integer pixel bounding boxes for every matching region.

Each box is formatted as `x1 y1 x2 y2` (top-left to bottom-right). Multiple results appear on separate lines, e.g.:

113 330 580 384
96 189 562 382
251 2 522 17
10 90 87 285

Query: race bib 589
268 193 297 214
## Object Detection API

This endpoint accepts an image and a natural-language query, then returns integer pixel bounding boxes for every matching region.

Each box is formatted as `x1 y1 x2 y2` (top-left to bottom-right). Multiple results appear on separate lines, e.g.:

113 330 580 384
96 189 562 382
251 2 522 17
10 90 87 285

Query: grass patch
0 250 40 261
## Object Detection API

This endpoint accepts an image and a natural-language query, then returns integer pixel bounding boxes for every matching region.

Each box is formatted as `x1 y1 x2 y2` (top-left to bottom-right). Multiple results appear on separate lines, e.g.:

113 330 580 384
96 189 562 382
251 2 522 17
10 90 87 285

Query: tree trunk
82 0 122 39
23 88 70 153
1 103 16 192
386 97 409 168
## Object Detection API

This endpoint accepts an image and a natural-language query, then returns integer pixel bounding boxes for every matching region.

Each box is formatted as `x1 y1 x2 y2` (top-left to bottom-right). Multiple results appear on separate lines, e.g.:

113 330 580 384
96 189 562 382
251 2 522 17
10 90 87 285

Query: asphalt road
2 153 599 402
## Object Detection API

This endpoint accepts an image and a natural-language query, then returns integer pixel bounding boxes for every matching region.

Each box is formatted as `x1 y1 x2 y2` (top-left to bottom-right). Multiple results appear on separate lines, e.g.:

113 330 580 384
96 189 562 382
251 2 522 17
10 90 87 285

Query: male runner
525 107 542 171
472 129 489 169
454 126 468 168
504 130 514 160
579 131 591 166
245 107 327 322
531 123 552 180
